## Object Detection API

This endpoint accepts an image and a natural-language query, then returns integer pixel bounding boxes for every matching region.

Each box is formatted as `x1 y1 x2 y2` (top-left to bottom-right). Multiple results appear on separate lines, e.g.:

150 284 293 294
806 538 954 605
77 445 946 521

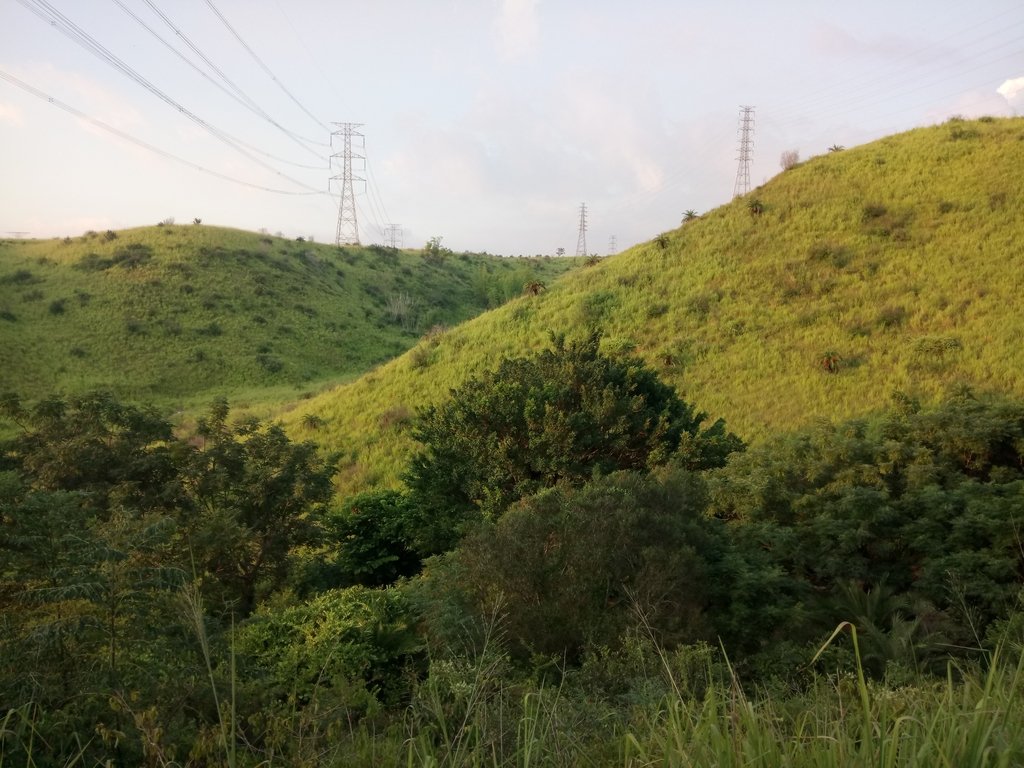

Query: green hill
279 116 1024 494
0 224 578 410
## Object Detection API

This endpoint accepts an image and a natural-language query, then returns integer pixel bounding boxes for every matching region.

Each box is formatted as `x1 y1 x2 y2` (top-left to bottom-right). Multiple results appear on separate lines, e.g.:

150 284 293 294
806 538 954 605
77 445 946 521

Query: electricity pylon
733 106 755 198
575 203 588 257
331 122 364 245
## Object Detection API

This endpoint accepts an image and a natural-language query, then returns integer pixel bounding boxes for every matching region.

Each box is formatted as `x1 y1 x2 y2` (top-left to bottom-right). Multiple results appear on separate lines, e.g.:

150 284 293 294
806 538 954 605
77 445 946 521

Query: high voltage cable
767 42 1024 132
272 0 346 108
0 69 324 196
119 0 328 160
268 1 398 238
768 8 1024 119
613 16 1024 219
202 0 331 134
764 14 1024 129
16 0 322 193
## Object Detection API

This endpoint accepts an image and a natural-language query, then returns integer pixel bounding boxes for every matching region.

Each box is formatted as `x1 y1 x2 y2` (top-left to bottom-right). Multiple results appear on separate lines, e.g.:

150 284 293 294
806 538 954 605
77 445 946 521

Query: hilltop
279 116 1024 493
0 224 578 409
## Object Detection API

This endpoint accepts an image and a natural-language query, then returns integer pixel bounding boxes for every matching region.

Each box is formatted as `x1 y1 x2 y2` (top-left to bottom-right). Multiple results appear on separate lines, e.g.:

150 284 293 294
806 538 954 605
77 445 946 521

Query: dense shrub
429 470 723 662
406 333 741 543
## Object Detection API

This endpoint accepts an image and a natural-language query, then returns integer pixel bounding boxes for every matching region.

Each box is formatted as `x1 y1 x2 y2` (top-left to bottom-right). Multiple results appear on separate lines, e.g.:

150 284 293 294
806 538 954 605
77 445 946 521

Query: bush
406 332 741 538
431 470 721 662
876 305 908 328
256 353 283 372
321 490 423 587
48 298 66 315
237 586 421 709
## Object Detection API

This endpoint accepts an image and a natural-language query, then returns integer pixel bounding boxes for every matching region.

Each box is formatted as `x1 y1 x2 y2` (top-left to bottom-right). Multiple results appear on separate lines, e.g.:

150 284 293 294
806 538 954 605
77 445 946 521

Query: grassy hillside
0 224 578 409
279 116 1024 494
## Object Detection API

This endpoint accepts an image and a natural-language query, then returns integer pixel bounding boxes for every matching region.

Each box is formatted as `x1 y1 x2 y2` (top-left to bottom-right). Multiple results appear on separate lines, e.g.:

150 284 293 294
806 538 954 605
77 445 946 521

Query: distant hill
278 116 1024 494
0 225 578 409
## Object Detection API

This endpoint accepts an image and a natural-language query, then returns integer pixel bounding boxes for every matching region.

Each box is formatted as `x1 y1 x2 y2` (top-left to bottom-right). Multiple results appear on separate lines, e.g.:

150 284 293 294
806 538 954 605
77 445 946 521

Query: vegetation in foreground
3 337 1023 765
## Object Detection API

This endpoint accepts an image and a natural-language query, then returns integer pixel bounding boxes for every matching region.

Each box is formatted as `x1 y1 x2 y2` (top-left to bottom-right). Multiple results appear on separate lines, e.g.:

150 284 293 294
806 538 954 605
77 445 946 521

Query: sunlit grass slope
0 224 577 409
281 117 1024 495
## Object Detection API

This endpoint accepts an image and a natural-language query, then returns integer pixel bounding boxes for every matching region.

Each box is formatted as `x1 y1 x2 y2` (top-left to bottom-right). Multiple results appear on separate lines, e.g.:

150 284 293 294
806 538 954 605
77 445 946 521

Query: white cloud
494 0 540 61
997 76 1024 111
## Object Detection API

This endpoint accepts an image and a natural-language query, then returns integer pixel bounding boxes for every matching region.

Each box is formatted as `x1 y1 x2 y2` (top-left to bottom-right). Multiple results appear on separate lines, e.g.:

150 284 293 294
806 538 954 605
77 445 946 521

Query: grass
0 225 579 413
272 117 1024 497
5 622 1023 766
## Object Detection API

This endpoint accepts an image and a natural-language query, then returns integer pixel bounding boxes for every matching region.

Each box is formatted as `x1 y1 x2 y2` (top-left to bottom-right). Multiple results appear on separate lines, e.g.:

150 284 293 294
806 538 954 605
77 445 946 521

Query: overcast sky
2 0 1022 255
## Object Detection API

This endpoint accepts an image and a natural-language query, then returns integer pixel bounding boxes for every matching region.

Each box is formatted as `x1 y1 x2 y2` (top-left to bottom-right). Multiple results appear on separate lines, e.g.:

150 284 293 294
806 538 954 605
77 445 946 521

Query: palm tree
682 209 699 223
828 144 845 152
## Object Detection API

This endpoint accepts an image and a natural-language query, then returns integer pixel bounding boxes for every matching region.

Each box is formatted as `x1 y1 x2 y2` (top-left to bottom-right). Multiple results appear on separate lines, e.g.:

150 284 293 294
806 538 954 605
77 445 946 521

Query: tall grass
398 638 1024 768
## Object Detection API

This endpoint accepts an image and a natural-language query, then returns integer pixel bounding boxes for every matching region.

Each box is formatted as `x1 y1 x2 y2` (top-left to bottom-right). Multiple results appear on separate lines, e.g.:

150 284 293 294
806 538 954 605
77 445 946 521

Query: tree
405 333 740 549
706 392 1024 662
780 150 800 170
182 399 336 615
682 209 700 223
555 247 566 257
0 391 182 516
423 236 451 264
436 469 722 662
320 490 422 588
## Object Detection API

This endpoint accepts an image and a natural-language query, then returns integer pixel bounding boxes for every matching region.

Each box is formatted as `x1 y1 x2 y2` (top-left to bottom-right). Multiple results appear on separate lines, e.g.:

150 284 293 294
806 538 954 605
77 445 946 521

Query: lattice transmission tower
608 234 617 256
331 122 365 245
384 223 403 249
575 203 588 257
732 106 755 198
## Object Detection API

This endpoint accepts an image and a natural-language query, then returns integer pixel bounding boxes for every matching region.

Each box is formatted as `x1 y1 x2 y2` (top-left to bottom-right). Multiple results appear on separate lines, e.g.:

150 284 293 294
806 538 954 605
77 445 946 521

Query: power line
202 0 330 134
0 68 324 196
119 0 328 159
16 0 322 193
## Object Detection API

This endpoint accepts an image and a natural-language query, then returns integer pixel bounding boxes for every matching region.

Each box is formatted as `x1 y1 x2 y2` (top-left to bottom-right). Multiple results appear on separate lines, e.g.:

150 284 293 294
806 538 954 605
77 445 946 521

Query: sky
1 0 1023 255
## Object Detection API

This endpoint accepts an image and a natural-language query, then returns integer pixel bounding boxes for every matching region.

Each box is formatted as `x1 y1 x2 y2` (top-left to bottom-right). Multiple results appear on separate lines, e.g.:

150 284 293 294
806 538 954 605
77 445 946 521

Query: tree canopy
405 333 741 534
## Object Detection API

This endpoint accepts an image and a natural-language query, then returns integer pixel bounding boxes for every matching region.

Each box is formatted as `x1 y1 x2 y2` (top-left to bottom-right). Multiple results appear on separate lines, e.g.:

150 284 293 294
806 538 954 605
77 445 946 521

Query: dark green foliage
0 391 180 515
0 392 342 763
321 490 423 587
406 333 738 535
48 298 66 315
432 470 721 662
182 398 336 615
706 392 1024 665
1 268 39 284
237 586 422 727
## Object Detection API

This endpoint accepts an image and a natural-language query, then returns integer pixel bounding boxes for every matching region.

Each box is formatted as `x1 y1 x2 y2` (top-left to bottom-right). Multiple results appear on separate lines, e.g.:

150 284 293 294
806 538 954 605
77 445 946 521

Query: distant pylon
608 234 617 256
384 223 403 249
732 106 755 198
575 203 588 257
331 122 365 245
